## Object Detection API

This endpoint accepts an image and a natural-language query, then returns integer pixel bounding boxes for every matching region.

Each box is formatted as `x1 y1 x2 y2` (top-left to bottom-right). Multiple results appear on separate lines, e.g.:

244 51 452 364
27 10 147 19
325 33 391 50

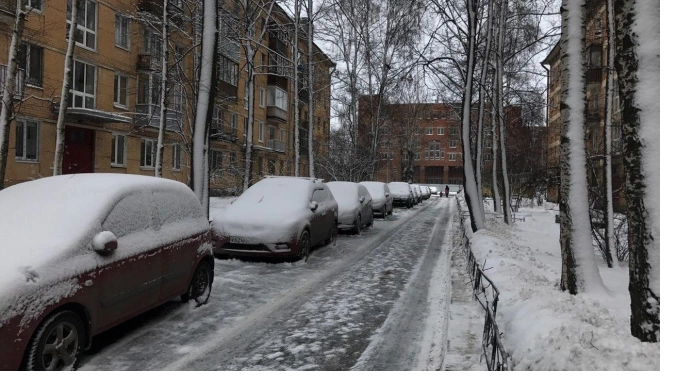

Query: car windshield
327 182 359 205
361 182 386 197
389 182 411 194
235 178 311 208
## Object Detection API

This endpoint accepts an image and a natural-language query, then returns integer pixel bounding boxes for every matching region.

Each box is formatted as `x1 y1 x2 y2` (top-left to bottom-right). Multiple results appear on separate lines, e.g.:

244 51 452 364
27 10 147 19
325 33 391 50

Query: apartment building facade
542 0 625 211
0 0 332 193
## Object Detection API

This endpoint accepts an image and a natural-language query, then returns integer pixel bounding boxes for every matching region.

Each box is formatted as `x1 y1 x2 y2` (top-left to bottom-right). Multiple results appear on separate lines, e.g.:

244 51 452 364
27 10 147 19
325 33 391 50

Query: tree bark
155 0 170 178
602 0 616 268
0 0 26 190
613 0 659 342
54 0 82 176
308 0 315 177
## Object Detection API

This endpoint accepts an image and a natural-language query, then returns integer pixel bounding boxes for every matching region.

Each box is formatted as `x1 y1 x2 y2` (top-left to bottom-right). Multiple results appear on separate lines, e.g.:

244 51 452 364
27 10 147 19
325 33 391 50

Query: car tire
298 230 312 261
181 260 213 307
352 215 362 234
26 310 85 371
325 222 338 246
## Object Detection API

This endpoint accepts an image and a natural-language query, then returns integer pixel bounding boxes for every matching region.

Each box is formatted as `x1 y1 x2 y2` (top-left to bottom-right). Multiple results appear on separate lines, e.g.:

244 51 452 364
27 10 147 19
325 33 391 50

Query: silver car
419 185 431 200
360 181 394 218
388 182 414 208
327 182 374 234
410 184 422 204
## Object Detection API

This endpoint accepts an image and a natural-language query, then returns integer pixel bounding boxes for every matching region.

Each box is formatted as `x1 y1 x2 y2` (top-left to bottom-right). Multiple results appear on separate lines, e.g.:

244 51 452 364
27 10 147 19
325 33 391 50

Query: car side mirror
93 231 117 255
359 196 365 203
385 193 390 197
310 201 319 211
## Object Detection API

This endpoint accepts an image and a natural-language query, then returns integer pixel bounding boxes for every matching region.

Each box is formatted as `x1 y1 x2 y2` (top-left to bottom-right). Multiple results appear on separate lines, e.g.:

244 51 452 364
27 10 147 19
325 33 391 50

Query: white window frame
140 138 156 168
111 133 126 167
210 149 223 171
15 119 39 162
437 127 444 135
449 139 457 148
259 88 265 108
172 143 181 171
230 113 238 133
258 122 264 142
67 0 98 51
115 14 130 50
113 73 127 108
449 152 456 161
267 86 288 111
24 0 43 12
71 60 96 109
425 127 433 135
212 107 224 133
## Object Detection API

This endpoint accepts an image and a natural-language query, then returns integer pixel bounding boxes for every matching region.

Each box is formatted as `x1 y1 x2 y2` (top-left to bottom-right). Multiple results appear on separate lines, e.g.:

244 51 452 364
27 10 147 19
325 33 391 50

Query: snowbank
464 206 660 370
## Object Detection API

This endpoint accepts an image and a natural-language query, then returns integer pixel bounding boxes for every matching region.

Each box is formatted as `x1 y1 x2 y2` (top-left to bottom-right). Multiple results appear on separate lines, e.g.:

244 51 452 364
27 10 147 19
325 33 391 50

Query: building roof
541 42 561 66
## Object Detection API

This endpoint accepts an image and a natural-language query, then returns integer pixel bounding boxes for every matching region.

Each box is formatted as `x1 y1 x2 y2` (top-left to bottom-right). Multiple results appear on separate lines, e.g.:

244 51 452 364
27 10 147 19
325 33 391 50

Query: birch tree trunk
243 48 255 191
294 0 300 177
54 0 82 176
155 0 170 178
602 0 617 268
613 0 659 342
192 0 218 215
496 0 512 226
461 0 485 232
475 0 494 214
491 75 501 213
0 0 26 190
559 0 605 295
307 0 315 177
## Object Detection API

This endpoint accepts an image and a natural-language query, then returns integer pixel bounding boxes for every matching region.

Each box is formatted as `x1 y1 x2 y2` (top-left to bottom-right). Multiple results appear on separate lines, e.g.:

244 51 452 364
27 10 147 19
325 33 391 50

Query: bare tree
613 0 659 342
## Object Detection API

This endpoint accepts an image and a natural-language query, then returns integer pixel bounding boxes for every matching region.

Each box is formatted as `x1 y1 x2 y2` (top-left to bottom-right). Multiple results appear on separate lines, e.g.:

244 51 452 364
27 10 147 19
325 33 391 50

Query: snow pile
464 207 660 370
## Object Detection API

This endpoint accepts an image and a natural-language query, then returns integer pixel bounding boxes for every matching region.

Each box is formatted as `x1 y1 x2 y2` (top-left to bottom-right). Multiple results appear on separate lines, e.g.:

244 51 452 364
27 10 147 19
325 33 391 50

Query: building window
437 127 444 135
230 113 238 133
15 120 38 161
172 143 181 170
485 132 492 148
212 108 224 134
448 152 456 161
258 122 264 142
588 45 602 68
382 152 389 160
113 74 127 107
67 0 97 50
115 14 130 49
140 138 156 168
449 139 457 148
428 141 441 159
25 0 43 11
402 151 408 160
210 150 223 171
18 43 43 87
267 86 288 111
425 127 433 135
111 134 125 166
217 55 238 86
70 60 96 109
259 88 265 108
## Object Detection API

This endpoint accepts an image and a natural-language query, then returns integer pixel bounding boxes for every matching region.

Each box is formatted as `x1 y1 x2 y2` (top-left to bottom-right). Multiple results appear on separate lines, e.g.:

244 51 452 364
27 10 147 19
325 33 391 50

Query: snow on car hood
388 182 412 198
0 174 206 326
211 178 312 243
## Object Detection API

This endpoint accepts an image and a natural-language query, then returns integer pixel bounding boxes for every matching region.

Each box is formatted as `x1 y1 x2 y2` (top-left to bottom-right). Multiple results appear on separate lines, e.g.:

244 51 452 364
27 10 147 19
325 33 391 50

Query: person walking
445 185 450 198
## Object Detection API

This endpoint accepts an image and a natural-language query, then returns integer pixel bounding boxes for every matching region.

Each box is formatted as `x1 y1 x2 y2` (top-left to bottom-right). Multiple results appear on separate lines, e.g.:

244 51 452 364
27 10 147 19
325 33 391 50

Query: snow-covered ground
461 196 660 370
79 198 471 371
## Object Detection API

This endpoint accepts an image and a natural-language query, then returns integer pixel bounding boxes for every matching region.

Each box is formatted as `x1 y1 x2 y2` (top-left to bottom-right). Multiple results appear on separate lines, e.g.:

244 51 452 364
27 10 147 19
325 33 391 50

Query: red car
0 174 214 370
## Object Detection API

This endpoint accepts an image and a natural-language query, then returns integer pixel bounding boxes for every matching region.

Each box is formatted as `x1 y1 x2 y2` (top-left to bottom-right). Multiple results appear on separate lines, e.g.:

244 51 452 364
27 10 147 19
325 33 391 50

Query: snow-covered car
429 186 439 195
410 184 422 204
0 174 213 371
211 177 338 260
419 185 431 200
327 182 374 234
359 181 394 218
388 182 414 208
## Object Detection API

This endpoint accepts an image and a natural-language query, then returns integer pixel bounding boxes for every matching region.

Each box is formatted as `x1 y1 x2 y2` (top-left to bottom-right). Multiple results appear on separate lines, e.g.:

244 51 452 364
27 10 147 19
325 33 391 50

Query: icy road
80 197 456 371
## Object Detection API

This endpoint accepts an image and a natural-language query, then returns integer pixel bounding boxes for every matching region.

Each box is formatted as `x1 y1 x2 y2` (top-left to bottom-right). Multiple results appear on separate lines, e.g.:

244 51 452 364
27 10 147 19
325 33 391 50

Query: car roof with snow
388 182 412 194
359 181 388 195
0 174 200 297
327 181 368 205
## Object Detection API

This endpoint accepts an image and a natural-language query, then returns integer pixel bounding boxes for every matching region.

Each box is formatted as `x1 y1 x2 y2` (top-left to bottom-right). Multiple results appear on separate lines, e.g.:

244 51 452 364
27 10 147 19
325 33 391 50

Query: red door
63 127 94 174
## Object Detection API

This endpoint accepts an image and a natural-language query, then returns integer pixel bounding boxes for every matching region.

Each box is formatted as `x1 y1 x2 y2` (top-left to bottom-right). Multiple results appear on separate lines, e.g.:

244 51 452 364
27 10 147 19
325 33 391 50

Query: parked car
429 186 439 195
0 174 213 371
359 181 394 218
388 182 414 208
211 177 338 260
419 185 431 200
327 182 374 234
410 184 422 204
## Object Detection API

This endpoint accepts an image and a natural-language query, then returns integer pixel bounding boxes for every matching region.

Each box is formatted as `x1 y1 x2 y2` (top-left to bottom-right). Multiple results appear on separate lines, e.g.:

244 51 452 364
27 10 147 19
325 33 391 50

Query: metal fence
455 197 512 371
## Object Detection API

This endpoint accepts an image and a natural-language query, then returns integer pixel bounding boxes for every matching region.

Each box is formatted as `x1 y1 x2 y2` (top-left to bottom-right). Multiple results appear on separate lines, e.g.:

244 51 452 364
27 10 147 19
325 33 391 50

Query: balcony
210 127 238 142
137 53 158 71
0 64 25 99
134 104 182 131
267 106 287 122
268 33 288 56
217 80 238 103
266 139 286 153
586 67 602 83
138 0 184 26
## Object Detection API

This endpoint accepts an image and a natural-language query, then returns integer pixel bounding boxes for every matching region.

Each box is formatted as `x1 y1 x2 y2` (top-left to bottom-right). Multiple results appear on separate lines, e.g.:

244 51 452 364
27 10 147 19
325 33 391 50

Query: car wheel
26 310 85 371
326 222 338 246
352 215 362 234
181 260 213 307
298 230 311 261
